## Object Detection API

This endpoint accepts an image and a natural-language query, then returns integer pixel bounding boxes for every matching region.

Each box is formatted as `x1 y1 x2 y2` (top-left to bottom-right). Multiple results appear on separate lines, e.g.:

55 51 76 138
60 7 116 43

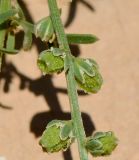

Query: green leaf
0 48 19 54
14 19 33 50
0 0 12 48
0 0 12 13
34 16 54 42
0 31 19 54
0 0 14 51
19 20 34 33
0 9 17 25
67 34 99 44
12 18 33 50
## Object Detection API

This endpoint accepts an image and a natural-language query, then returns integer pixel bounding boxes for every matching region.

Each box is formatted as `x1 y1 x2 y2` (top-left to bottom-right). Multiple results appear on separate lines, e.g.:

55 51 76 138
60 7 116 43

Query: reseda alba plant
0 0 118 160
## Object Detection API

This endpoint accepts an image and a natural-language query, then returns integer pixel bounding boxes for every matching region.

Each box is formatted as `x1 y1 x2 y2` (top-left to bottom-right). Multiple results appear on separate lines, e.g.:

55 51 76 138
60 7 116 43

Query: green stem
48 1 88 160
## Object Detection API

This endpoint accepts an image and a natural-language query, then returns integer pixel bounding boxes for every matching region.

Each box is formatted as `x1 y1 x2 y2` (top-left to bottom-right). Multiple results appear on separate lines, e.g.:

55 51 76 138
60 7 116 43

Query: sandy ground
0 0 139 160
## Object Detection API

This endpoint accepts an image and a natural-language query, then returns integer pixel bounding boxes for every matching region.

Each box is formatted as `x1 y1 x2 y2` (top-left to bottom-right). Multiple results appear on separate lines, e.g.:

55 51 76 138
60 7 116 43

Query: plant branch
48 0 88 160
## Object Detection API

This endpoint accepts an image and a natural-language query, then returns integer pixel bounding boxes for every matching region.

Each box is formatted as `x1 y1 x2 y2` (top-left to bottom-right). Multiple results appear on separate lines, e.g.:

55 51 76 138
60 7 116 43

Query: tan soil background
0 0 139 160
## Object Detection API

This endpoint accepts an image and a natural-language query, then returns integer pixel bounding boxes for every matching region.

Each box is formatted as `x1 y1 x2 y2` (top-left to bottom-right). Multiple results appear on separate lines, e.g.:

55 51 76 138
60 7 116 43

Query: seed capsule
77 67 103 93
73 58 103 93
39 120 75 153
86 131 118 157
37 50 64 75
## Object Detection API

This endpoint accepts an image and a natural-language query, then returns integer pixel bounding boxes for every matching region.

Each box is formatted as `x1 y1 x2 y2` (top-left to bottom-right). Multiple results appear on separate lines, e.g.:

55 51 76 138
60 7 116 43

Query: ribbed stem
48 1 88 160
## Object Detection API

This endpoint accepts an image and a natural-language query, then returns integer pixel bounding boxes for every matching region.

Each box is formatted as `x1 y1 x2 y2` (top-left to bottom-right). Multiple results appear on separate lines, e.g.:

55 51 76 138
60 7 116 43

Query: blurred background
0 0 139 160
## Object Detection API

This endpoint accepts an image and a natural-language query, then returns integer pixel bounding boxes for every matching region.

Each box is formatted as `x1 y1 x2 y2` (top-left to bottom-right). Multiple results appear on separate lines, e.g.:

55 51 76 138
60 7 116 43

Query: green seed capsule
34 16 54 42
77 67 103 93
85 131 118 157
37 50 64 75
39 120 75 153
73 58 103 93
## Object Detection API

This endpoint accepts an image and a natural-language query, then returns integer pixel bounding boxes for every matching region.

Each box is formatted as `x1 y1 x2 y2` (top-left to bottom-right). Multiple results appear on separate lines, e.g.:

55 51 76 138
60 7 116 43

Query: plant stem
48 1 88 160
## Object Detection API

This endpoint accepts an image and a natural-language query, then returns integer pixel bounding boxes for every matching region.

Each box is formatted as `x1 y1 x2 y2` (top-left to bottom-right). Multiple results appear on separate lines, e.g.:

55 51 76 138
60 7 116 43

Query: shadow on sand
0 1 96 160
